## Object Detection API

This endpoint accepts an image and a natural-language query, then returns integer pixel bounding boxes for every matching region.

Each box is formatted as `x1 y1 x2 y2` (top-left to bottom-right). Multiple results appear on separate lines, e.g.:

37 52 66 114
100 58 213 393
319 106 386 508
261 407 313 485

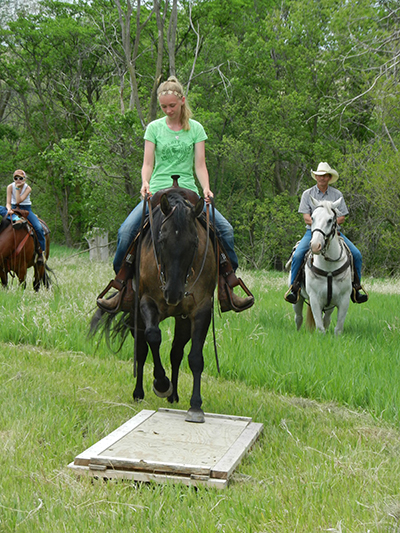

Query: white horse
291 197 353 335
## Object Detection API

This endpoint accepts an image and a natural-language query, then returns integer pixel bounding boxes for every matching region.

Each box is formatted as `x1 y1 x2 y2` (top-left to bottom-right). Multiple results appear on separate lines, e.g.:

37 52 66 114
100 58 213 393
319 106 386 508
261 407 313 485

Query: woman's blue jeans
113 200 238 274
290 229 362 284
11 204 46 252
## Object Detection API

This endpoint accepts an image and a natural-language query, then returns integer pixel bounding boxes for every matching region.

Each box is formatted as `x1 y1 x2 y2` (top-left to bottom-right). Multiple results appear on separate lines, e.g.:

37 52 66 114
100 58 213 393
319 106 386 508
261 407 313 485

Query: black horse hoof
185 408 205 423
133 389 144 401
168 392 179 404
153 378 173 398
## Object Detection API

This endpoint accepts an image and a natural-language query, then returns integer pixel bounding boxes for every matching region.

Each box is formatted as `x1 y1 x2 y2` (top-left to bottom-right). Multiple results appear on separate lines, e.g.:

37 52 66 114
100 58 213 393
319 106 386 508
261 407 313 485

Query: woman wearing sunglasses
2 169 46 264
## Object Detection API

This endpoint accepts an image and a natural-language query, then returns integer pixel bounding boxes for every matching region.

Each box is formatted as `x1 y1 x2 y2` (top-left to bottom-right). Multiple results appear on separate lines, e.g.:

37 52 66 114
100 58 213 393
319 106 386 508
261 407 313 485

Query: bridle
311 206 344 262
308 205 351 308
147 196 210 296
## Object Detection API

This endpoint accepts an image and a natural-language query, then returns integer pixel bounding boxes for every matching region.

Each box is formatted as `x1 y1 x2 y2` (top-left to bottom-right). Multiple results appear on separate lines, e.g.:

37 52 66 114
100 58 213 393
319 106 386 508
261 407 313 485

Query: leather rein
147 196 211 297
308 207 351 308
133 195 219 377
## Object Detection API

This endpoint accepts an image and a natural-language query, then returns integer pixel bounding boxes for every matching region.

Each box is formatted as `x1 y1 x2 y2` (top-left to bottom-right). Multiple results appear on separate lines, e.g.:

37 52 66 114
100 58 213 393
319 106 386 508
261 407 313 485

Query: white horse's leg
323 308 334 330
308 293 325 333
334 299 351 336
293 297 304 330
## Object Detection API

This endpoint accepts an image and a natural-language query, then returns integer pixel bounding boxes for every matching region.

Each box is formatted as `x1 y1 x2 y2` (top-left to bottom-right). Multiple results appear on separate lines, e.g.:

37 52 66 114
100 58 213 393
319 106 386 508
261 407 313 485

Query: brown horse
92 190 217 423
0 218 51 290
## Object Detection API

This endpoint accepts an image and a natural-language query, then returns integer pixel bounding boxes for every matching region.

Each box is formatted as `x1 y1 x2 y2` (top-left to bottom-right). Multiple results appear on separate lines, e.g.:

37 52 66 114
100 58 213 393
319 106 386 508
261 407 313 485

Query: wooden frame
68 408 263 489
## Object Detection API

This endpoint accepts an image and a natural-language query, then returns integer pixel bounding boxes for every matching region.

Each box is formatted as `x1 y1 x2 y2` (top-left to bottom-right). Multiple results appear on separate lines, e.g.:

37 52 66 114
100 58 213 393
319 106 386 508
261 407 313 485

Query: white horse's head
310 197 342 255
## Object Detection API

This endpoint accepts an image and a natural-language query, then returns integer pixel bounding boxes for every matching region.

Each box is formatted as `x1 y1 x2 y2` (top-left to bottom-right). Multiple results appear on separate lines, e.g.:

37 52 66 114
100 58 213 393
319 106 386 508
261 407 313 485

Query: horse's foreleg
186 305 212 424
334 299 351 336
308 295 325 333
0 267 7 287
132 326 149 401
168 316 191 404
323 308 334 331
140 297 172 398
17 262 27 288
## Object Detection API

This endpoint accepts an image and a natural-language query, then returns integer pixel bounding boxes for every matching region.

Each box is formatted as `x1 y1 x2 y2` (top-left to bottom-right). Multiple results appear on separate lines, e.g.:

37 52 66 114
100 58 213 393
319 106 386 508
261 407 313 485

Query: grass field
1 245 400 532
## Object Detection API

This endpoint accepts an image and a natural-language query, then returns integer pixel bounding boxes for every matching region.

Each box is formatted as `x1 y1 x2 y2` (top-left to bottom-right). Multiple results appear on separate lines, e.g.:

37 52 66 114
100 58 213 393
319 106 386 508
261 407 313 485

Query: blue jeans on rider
0 205 20 223
290 229 362 285
113 200 238 275
11 204 46 252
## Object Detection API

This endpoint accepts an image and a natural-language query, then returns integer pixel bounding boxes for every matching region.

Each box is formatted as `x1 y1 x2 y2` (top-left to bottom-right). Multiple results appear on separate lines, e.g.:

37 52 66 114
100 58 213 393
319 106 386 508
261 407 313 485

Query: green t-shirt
143 117 208 194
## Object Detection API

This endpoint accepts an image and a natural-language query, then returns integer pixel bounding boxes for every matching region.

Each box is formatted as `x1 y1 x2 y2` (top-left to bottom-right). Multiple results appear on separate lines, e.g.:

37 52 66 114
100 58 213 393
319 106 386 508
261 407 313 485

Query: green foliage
232 193 303 268
0 0 399 272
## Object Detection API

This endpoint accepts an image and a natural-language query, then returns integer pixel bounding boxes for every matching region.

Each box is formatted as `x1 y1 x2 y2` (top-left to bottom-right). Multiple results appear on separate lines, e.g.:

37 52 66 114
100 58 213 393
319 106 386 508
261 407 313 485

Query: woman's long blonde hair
157 77 192 130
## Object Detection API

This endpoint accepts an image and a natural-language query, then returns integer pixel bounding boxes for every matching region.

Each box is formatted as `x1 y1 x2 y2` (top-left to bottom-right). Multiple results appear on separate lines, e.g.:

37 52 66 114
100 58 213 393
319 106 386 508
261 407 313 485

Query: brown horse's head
154 191 204 306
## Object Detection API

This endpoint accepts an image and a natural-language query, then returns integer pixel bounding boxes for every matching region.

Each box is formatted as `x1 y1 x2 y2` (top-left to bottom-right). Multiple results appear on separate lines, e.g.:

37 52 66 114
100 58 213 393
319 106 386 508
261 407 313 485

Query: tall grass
1 245 400 532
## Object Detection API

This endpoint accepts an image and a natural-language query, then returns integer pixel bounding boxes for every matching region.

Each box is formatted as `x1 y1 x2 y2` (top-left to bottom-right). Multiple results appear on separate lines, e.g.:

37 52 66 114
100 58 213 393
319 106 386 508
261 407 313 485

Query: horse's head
310 197 341 255
158 192 204 306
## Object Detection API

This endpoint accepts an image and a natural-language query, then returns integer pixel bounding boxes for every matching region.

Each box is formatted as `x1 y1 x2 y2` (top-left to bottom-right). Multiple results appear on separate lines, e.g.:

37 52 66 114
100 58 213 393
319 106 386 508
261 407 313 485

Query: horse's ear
310 196 319 207
160 194 172 215
331 199 341 211
193 197 204 218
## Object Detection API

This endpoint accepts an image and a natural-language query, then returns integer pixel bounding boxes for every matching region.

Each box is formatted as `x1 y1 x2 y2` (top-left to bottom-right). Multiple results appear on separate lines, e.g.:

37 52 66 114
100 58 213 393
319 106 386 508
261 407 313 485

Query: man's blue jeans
113 200 238 274
290 229 363 284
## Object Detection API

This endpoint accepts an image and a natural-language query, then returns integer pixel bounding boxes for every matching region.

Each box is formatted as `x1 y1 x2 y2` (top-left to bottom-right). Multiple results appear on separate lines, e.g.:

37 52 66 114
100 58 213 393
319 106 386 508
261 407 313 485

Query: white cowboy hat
310 162 339 184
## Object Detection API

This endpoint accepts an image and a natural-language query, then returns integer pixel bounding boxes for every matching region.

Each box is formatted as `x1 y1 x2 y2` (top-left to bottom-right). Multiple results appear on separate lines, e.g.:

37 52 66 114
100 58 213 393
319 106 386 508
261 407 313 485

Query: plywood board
69 408 263 489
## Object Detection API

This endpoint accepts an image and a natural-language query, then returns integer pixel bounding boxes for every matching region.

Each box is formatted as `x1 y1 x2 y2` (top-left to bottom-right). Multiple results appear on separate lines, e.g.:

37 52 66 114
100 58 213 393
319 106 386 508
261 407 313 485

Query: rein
184 202 211 296
144 193 219 374
309 207 351 307
133 196 148 378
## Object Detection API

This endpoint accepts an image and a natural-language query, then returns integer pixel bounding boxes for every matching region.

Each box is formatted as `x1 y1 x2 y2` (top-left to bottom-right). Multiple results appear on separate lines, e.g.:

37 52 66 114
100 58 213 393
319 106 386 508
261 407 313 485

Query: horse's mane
315 201 337 216
148 191 196 253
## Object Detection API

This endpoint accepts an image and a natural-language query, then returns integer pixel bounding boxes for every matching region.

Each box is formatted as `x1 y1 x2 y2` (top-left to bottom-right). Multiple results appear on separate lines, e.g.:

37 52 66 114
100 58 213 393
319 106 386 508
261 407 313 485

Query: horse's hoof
133 389 144 401
185 408 205 423
168 393 179 404
153 378 173 398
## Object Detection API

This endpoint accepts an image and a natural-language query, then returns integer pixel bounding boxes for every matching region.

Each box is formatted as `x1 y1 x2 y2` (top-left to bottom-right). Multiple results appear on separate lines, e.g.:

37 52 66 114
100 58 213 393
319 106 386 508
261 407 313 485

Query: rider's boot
97 278 136 313
284 268 303 304
36 246 45 265
351 272 368 303
284 282 301 304
218 253 254 312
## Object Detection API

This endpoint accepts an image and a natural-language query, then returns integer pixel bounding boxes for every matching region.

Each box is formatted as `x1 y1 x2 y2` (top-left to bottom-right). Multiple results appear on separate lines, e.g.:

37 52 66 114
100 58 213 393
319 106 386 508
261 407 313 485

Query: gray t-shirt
298 184 348 229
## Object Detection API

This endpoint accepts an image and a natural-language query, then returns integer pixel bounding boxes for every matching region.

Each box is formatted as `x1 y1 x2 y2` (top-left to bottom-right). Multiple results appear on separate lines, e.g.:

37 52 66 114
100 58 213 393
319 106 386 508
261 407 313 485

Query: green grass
1 245 400 532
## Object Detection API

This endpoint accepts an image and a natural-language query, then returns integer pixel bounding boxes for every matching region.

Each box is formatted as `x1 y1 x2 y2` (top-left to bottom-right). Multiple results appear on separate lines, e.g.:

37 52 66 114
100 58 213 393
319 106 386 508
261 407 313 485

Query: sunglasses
14 176 25 181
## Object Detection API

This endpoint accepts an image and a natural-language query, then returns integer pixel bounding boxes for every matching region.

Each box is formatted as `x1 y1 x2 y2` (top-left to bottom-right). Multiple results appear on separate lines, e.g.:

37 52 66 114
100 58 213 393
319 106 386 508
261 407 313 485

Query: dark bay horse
92 190 217 423
0 218 51 290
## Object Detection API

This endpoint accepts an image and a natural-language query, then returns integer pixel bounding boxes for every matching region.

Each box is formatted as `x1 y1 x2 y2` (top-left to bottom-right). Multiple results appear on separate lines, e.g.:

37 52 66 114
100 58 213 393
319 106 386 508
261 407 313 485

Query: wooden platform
68 408 263 489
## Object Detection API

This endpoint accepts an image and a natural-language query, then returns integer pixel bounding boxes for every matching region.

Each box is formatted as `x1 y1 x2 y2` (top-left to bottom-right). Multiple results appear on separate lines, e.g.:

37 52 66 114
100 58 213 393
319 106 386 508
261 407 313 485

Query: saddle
286 238 355 281
97 184 254 313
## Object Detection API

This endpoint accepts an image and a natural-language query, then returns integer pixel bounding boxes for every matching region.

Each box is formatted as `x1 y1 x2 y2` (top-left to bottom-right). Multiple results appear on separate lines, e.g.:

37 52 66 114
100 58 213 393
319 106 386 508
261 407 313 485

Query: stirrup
218 277 254 313
97 280 135 314
351 284 368 304
284 285 300 304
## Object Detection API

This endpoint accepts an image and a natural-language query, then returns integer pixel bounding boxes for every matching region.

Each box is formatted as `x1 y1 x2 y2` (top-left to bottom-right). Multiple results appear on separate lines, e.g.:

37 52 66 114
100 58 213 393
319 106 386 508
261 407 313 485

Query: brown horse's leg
0 267 7 287
17 263 27 287
186 304 212 423
168 316 191 404
140 296 172 398
33 263 46 291
132 319 149 401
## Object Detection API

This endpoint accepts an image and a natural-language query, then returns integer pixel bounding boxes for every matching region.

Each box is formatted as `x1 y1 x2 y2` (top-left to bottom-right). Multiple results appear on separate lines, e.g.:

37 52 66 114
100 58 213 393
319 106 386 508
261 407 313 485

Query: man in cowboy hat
284 162 368 304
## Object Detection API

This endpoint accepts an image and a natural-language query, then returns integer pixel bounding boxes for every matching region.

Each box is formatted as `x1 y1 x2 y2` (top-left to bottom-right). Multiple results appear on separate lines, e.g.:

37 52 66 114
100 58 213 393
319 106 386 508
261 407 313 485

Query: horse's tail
43 263 55 288
89 304 132 353
305 304 316 332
